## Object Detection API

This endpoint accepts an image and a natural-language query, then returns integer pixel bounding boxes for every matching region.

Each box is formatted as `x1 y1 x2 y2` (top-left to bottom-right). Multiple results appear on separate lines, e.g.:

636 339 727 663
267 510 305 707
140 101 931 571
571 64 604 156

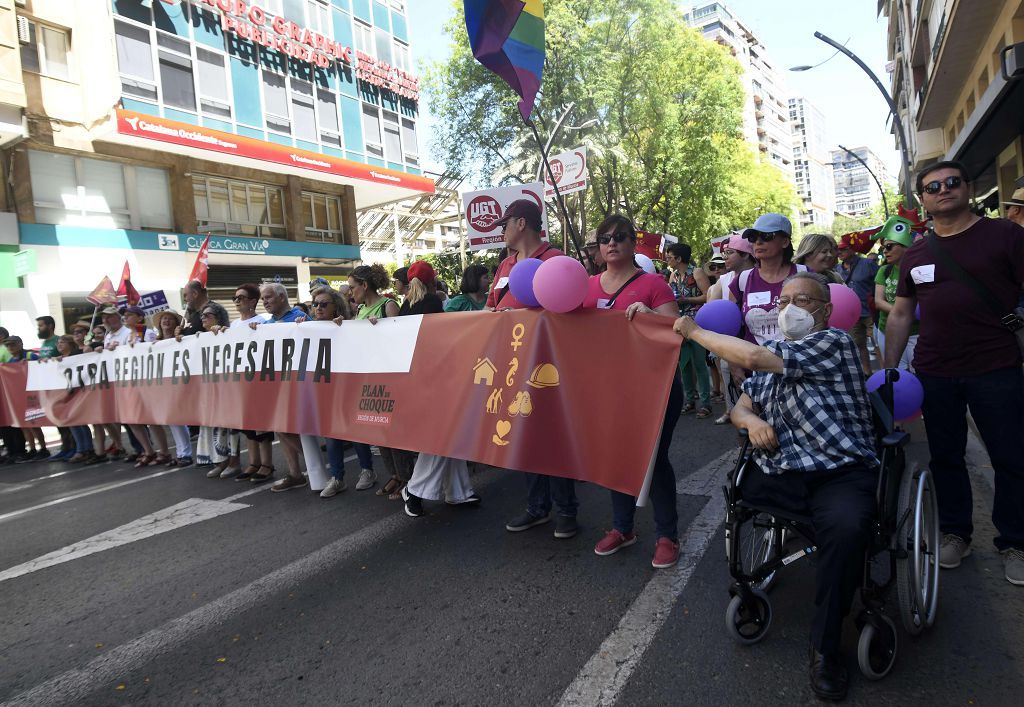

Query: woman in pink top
727 213 807 345
582 214 684 570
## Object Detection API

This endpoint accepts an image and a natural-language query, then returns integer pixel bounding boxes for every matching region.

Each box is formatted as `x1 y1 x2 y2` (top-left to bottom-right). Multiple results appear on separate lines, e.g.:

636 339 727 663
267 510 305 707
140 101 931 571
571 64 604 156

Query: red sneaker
652 537 680 568
594 529 637 556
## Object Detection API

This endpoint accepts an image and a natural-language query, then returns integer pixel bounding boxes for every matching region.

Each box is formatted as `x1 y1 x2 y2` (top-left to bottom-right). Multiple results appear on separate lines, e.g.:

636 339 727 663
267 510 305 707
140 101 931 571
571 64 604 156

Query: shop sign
117 109 434 194
462 183 547 251
13 250 36 277
543 147 587 199
197 0 419 101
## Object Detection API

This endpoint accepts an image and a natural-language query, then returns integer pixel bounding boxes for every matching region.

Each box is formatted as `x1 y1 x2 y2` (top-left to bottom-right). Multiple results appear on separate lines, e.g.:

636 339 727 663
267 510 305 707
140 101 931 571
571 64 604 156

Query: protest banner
462 183 548 251
543 147 588 200
1 310 680 497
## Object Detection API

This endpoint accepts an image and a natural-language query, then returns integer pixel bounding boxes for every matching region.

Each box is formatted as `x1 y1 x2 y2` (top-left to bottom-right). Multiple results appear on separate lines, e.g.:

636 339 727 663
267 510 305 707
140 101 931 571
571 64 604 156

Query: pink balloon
828 283 862 330
533 256 589 313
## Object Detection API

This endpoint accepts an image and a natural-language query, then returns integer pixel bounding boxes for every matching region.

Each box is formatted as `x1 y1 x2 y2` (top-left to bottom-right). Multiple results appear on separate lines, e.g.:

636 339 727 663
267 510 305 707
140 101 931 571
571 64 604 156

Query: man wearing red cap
835 233 878 374
485 199 579 539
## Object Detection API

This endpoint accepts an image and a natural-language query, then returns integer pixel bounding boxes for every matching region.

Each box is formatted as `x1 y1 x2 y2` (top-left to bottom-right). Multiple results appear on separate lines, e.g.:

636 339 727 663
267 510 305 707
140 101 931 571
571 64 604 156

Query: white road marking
2 472 497 707
558 448 737 707
0 469 180 524
0 498 250 583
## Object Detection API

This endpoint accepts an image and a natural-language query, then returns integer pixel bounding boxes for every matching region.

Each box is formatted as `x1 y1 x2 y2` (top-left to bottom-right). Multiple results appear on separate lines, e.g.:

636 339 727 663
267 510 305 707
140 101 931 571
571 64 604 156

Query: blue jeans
526 473 578 518
919 366 1024 552
353 442 373 469
70 426 93 454
326 440 374 481
610 375 683 540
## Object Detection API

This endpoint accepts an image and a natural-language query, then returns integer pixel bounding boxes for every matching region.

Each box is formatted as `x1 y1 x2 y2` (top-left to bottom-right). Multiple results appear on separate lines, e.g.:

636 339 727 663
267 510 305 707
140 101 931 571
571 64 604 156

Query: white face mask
778 303 819 340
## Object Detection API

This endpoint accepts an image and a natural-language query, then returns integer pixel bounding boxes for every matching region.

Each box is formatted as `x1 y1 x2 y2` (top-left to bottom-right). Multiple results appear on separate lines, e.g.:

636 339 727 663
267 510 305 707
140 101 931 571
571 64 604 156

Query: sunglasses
597 231 634 245
882 242 904 252
707 263 724 271
232 295 251 302
312 301 332 309
743 231 783 244
921 176 963 195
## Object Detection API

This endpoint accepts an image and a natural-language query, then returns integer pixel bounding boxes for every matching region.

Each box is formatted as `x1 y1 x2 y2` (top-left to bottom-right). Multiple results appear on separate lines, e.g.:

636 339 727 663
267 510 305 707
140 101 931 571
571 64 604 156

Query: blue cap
742 213 792 239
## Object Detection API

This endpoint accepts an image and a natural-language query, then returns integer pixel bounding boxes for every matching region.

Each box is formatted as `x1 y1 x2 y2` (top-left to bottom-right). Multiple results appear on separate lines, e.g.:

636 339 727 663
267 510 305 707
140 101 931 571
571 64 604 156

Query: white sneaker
1003 548 1024 586
219 465 242 478
939 534 971 568
355 468 376 490
206 466 223 478
320 477 346 498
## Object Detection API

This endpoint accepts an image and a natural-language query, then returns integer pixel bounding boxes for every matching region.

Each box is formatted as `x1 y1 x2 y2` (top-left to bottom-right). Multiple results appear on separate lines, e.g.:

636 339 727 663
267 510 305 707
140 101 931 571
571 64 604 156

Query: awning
96 109 434 209
946 68 1024 180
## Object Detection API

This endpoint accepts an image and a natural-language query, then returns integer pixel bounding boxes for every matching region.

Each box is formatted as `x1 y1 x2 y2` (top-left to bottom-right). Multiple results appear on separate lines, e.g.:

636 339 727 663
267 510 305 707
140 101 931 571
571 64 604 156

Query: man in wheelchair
675 272 879 701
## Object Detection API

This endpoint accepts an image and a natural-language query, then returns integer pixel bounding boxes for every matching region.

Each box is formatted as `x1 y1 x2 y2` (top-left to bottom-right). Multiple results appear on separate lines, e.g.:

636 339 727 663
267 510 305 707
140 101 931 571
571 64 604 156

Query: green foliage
421 250 502 291
422 0 798 257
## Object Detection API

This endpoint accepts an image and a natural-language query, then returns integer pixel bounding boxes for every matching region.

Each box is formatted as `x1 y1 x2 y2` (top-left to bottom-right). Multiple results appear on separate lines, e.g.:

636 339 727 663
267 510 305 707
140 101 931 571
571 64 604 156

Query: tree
422 250 502 291
422 0 798 257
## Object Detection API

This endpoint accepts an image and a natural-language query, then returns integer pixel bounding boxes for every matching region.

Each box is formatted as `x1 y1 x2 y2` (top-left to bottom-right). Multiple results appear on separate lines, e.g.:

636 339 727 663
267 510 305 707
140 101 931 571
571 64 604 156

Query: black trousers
1 426 26 457
741 464 877 655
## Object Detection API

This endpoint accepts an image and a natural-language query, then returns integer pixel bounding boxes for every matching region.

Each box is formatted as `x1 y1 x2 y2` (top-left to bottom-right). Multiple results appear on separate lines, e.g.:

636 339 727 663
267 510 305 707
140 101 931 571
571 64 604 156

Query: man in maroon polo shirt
487 199 579 539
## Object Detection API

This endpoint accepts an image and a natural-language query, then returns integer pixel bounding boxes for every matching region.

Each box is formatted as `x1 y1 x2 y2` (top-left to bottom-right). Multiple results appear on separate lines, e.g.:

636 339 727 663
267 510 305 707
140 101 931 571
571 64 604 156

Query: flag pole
524 117 594 272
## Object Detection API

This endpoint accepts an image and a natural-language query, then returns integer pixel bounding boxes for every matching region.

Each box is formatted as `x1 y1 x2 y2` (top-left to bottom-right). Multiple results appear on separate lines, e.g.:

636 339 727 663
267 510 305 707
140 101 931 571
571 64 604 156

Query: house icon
473 357 497 386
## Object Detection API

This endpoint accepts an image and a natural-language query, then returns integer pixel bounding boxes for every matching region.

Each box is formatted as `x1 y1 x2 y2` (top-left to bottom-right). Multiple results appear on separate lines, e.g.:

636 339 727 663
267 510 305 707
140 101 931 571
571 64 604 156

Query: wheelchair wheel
857 614 898 680
896 465 940 635
737 513 782 592
725 590 772 645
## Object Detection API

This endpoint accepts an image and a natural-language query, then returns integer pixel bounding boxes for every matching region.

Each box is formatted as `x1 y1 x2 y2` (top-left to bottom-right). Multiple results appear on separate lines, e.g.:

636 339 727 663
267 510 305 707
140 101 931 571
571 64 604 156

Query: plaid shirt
742 328 878 473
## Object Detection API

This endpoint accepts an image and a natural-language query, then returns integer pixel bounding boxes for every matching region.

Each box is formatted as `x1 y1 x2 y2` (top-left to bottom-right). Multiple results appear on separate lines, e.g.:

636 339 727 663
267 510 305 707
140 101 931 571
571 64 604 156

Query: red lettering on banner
300 28 314 47
288 21 301 41
248 4 264 24
271 15 287 34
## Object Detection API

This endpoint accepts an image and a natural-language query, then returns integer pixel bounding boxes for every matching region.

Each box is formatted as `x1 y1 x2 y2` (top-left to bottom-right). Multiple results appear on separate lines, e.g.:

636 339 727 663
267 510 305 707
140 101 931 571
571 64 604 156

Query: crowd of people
1 160 1022 700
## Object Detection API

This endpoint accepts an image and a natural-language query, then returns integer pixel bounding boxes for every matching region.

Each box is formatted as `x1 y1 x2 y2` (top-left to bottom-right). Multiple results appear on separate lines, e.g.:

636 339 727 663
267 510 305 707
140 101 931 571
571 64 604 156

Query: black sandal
250 465 275 484
236 464 260 481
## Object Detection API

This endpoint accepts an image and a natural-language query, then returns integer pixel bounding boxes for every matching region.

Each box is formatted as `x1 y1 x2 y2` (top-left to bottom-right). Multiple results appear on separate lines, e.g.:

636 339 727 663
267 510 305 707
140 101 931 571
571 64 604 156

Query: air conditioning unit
16 15 30 44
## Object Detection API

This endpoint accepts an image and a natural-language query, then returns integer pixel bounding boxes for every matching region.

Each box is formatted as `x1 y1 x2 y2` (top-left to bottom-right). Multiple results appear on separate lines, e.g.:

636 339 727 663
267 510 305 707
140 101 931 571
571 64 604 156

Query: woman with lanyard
124 306 173 468
727 213 806 346
348 264 400 494
582 214 685 569
706 234 756 424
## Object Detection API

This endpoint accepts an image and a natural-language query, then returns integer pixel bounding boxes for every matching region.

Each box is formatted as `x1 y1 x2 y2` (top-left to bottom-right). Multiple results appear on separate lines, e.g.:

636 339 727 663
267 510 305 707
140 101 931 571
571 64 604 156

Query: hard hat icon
527 363 560 389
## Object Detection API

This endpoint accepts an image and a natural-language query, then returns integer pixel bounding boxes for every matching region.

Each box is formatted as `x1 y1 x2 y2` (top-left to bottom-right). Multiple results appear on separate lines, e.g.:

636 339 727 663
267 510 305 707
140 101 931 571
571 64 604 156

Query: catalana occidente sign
195 0 419 101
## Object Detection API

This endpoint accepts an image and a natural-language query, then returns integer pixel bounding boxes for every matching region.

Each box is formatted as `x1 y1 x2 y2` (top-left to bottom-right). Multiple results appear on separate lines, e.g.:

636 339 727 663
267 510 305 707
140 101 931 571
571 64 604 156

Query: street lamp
790 32 916 209
831 144 889 218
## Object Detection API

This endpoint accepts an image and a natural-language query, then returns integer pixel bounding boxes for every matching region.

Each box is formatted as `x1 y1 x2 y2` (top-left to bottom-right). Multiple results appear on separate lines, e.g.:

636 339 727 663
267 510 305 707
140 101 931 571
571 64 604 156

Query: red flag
635 230 664 260
188 235 211 287
116 261 141 305
86 276 118 306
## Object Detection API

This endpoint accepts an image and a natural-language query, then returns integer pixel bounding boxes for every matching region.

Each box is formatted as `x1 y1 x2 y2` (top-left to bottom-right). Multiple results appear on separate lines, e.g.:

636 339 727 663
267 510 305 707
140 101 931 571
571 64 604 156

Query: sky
406 0 902 181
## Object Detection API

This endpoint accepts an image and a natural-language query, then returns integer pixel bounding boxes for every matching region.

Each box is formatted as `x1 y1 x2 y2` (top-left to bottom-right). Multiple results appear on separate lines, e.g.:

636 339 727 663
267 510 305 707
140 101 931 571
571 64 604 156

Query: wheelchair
722 370 939 679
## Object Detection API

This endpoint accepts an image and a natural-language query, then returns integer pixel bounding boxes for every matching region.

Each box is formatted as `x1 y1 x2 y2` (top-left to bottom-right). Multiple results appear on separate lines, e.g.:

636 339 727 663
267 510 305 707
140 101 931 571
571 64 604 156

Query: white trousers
300 434 329 491
167 425 192 459
407 454 475 502
875 327 918 372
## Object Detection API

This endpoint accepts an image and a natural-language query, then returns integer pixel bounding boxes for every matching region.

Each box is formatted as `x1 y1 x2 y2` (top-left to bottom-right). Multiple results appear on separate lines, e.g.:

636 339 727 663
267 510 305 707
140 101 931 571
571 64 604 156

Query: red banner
2 311 681 496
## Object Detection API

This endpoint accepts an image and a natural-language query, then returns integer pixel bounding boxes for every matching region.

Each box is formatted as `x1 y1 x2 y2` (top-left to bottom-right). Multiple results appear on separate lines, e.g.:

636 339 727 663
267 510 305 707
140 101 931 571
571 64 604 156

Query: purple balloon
695 299 742 336
508 258 543 308
914 303 921 321
866 369 925 421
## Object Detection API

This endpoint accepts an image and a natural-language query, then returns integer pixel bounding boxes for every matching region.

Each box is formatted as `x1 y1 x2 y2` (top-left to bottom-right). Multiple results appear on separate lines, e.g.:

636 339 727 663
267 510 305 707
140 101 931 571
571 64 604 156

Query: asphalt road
0 409 1021 706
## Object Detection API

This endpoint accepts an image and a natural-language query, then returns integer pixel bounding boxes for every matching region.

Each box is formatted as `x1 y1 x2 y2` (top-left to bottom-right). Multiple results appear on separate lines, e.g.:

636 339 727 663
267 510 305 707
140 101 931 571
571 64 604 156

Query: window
382 111 401 162
115 20 156 100
20 21 71 80
392 41 410 72
28 150 172 230
375 27 393 65
362 105 383 158
193 175 286 238
401 117 418 166
354 21 372 55
302 192 343 242
306 0 331 35
262 71 290 133
158 51 195 111
317 89 341 147
197 48 231 118
291 79 316 142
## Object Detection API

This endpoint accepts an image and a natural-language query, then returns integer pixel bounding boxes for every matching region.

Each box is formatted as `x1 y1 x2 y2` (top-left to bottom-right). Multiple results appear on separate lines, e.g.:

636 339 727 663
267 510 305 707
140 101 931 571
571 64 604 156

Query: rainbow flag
464 0 544 121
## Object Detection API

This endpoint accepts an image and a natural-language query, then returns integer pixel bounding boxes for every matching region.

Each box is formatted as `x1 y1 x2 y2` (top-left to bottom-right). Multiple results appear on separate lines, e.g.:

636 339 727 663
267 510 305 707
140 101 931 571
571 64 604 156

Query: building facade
683 2 795 183
789 96 835 230
0 0 433 338
882 0 1024 213
831 145 892 216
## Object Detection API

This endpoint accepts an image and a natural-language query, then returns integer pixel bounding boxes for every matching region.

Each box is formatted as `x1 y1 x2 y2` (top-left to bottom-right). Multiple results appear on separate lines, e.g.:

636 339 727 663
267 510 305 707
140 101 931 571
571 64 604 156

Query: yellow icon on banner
485 388 503 414
492 419 511 446
527 363 560 389
473 357 497 386
507 391 533 418
510 323 526 351
506 357 519 387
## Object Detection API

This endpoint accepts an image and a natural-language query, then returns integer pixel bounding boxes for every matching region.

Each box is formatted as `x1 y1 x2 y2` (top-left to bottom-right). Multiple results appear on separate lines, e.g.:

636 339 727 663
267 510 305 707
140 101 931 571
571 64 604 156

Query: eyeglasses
882 242 903 252
744 231 783 244
778 295 825 308
707 263 724 271
596 231 633 245
312 301 331 309
232 295 250 302
921 176 964 195
200 312 215 319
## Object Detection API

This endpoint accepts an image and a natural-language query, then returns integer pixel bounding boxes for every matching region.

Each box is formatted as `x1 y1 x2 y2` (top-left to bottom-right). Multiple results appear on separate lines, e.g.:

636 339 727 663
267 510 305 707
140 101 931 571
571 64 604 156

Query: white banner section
462 182 548 251
543 147 588 199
